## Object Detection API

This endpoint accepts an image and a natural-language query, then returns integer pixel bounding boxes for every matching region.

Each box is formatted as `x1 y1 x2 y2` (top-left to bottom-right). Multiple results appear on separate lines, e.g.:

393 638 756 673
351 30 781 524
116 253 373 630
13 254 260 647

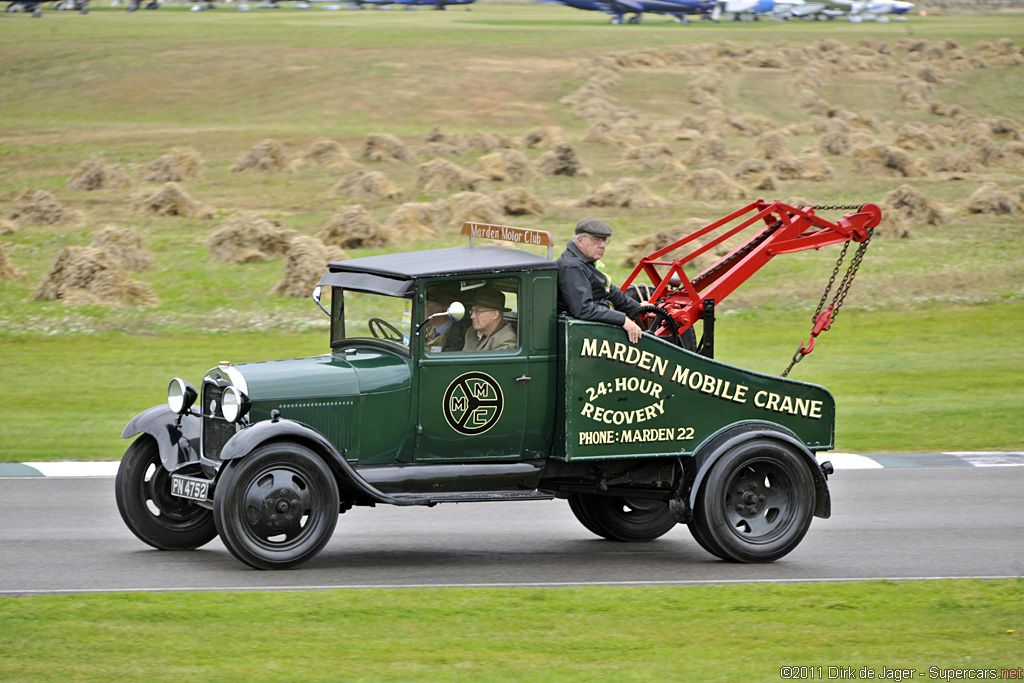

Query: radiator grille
201 381 236 460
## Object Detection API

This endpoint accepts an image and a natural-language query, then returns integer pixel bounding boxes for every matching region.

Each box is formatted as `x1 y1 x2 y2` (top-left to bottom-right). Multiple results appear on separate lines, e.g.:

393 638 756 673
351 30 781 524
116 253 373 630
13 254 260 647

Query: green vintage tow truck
116 202 881 569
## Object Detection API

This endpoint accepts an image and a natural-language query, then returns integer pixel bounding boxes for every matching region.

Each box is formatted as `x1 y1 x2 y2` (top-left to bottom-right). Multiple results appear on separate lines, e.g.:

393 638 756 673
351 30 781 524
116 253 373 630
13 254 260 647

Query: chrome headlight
221 386 250 423
168 378 198 415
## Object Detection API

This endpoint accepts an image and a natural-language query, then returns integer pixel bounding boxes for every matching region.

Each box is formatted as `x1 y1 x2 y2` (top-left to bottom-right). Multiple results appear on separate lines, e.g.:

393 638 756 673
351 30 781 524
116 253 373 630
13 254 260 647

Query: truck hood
225 348 411 403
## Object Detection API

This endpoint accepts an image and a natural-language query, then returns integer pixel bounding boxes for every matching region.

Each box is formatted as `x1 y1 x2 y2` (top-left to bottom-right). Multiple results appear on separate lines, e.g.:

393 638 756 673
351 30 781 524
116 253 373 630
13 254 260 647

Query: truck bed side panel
557 319 835 461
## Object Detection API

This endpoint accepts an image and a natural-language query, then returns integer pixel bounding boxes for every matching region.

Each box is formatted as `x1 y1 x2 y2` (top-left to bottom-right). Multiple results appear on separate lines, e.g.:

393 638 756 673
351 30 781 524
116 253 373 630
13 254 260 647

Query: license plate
170 474 211 502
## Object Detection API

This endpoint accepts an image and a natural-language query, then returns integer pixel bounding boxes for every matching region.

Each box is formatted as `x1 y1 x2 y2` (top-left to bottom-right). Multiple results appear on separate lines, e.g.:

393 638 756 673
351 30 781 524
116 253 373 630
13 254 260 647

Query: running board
388 490 555 505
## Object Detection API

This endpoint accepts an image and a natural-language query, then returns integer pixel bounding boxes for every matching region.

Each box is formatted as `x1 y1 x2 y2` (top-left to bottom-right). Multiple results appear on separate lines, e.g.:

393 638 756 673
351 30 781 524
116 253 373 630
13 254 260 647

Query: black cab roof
317 246 557 297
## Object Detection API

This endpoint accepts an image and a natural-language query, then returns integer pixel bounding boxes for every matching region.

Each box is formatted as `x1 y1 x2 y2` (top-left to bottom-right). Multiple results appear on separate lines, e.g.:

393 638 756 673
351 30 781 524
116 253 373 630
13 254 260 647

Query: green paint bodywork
557 320 835 461
204 247 834 469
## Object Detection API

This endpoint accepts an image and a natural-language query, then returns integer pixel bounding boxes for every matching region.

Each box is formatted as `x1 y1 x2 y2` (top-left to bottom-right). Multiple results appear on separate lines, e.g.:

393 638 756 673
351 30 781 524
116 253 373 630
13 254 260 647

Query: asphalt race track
1 464 1022 596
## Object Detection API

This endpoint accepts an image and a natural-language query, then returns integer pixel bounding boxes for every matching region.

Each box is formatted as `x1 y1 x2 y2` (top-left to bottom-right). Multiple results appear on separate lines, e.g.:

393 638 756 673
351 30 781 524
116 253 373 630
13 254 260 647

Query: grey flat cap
574 218 613 238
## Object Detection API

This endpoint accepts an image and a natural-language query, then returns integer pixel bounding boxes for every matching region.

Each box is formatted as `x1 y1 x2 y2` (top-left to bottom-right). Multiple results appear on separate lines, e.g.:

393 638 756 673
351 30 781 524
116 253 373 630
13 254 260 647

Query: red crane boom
620 200 882 369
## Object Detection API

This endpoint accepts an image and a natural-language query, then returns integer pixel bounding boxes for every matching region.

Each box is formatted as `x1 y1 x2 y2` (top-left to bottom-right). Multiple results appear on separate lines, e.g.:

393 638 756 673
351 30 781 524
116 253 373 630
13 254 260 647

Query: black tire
568 493 676 542
114 435 218 550
213 442 339 570
687 489 729 560
696 438 815 563
566 494 603 537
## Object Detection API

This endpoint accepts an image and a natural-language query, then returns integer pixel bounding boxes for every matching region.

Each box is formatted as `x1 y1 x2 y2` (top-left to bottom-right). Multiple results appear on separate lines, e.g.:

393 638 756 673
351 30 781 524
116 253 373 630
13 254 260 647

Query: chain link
781 204 871 378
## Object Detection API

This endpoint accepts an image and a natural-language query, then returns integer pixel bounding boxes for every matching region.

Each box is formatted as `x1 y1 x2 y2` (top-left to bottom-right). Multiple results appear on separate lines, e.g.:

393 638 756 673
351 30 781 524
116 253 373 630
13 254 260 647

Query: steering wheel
368 317 403 341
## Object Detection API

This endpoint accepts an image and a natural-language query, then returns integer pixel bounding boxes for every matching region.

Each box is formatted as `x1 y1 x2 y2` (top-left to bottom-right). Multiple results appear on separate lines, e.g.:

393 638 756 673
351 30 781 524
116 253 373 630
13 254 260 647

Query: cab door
414 276 531 462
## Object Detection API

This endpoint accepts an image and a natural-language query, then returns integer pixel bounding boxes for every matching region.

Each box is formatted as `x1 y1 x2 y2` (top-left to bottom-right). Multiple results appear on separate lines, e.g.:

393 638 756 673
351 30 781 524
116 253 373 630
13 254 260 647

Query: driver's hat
574 218 613 238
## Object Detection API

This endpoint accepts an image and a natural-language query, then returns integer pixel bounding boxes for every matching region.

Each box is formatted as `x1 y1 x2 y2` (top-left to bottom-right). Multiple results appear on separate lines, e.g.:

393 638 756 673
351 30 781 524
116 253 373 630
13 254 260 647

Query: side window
423 278 519 354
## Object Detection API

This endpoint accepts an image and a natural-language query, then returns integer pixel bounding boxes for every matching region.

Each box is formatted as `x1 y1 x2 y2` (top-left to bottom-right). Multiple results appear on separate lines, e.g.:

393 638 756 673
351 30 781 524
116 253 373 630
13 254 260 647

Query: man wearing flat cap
465 286 518 352
557 218 643 343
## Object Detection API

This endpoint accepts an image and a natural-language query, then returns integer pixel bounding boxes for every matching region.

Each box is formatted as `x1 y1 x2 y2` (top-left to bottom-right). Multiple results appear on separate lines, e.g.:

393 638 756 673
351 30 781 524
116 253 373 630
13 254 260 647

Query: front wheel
214 442 339 570
694 438 815 562
115 435 217 550
568 493 676 542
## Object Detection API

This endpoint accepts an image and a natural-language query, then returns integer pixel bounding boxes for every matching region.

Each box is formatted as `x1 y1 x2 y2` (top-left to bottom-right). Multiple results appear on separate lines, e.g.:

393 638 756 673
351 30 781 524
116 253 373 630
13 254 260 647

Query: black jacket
556 240 639 325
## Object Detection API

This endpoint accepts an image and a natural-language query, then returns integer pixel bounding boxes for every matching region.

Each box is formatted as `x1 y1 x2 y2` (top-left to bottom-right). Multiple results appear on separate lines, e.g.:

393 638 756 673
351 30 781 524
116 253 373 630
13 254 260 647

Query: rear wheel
695 438 815 562
568 493 676 542
115 435 217 550
214 442 339 570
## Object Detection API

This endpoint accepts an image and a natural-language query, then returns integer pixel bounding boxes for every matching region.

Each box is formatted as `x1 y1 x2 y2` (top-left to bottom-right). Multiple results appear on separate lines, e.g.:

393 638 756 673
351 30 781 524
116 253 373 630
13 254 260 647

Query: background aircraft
535 0 714 25
348 0 475 8
6 0 88 15
711 0 826 21
817 0 914 20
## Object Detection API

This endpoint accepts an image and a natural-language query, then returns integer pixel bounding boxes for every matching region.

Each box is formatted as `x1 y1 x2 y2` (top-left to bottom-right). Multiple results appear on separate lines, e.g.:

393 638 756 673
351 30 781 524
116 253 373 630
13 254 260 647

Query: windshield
331 289 412 349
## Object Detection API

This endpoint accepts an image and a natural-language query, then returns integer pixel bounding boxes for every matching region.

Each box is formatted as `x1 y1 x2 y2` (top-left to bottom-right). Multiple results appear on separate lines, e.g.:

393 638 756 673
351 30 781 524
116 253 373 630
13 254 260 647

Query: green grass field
1 580 1021 681
1 9 1023 679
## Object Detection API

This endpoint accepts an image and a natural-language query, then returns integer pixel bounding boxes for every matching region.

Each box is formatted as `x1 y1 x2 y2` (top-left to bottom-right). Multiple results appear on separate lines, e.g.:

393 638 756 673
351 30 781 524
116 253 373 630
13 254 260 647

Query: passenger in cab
465 286 517 351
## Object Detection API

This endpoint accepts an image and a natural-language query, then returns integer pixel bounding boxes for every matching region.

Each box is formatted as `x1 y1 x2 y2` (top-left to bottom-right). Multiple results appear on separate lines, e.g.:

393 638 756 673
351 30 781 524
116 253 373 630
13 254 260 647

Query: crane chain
782 219 874 378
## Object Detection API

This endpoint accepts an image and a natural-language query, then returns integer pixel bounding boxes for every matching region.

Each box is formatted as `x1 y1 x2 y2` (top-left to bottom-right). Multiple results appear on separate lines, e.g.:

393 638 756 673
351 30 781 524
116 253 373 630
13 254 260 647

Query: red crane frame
620 200 882 338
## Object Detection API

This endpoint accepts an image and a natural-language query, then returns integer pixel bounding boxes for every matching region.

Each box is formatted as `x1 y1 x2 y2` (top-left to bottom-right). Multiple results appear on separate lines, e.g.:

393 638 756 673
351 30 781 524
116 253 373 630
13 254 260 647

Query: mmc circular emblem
443 372 504 435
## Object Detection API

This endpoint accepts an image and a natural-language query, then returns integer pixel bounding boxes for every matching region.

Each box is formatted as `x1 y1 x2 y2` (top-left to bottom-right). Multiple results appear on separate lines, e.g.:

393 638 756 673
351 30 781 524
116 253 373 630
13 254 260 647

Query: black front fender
219 419 427 507
687 420 832 520
121 405 201 473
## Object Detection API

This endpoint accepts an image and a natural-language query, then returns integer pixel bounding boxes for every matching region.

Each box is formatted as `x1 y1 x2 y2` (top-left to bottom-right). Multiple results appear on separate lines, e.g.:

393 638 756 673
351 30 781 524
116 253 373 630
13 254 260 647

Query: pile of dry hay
477 150 537 183
579 178 667 210
772 154 834 182
962 183 1018 214
683 136 734 166
90 226 152 271
8 189 65 227
524 127 567 150
671 169 747 201
497 187 545 216
330 170 401 201
143 148 203 183
417 158 484 194
385 202 445 239
208 215 296 263
583 118 654 147
318 205 393 249
419 128 466 158
29 246 159 307
925 151 984 175
732 160 778 191
297 139 352 168
748 131 791 161
537 143 591 177
132 183 210 218
361 134 414 163
618 218 721 269
852 144 926 178
0 243 25 280
385 194 501 235
881 185 945 227
272 236 347 298
231 139 290 173
873 185 943 238
437 192 503 226
68 156 133 191
618 143 686 172
466 131 521 153
892 124 943 151
819 129 852 157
